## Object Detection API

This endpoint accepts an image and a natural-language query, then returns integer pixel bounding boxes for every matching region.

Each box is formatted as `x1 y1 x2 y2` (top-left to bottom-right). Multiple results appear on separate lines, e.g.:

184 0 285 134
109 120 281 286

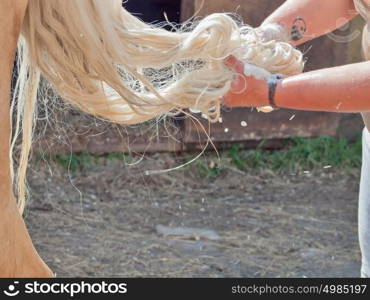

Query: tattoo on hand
291 17 307 41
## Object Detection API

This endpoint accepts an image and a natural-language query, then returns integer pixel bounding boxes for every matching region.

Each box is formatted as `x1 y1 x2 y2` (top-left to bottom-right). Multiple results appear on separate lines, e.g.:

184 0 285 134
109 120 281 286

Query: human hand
223 56 270 109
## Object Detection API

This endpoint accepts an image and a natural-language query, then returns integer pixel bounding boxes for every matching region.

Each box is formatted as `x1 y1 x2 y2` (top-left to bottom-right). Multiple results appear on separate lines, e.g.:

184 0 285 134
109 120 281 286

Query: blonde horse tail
13 0 303 213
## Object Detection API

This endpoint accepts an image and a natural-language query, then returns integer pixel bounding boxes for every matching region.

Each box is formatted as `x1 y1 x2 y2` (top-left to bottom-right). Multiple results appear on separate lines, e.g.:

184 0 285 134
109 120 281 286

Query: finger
224 55 244 74
229 73 248 94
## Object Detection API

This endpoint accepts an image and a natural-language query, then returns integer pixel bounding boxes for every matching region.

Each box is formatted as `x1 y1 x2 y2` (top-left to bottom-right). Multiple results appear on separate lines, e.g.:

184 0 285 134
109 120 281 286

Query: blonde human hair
12 0 304 213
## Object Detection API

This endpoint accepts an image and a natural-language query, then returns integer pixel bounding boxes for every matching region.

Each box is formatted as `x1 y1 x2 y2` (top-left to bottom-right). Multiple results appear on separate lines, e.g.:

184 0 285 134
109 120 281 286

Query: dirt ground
25 152 361 278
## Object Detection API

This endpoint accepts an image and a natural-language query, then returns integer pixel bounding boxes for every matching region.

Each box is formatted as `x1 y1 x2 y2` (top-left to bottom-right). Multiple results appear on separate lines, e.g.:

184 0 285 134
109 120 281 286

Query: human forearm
275 61 370 112
261 0 357 45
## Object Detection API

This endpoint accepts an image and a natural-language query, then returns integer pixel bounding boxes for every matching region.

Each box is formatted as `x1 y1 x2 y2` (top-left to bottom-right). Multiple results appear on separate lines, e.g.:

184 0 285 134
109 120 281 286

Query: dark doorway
124 0 181 24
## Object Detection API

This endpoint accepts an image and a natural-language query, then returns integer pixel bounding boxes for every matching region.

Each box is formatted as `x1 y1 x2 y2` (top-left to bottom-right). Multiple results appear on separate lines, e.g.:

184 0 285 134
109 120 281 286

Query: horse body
0 0 53 278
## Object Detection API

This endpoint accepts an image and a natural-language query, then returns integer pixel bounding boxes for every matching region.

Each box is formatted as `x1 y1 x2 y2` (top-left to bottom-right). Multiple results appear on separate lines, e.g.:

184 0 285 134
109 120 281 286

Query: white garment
354 0 370 129
353 0 370 278
359 128 370 277
354 0 370 277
